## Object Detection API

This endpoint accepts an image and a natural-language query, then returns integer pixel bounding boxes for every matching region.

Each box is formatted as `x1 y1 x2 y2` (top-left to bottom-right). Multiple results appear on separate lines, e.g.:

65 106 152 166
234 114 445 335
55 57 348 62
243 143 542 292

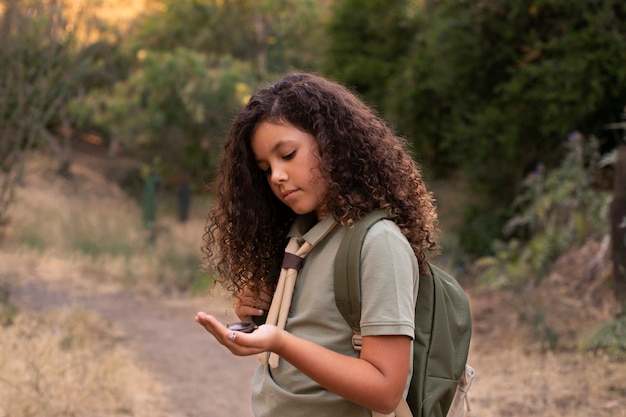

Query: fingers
237 286 272 311
234 286 272 321
234 301 260 322
194 312 227 340
238 306 266 318
195 312 275 356
258 285 274 304
194 312 244 350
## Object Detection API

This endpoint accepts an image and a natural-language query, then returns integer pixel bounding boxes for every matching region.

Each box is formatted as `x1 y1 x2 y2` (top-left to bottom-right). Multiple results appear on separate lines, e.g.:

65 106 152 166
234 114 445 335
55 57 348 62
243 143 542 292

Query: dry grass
0 308 164 417
468 347 626 417
3 153 210 296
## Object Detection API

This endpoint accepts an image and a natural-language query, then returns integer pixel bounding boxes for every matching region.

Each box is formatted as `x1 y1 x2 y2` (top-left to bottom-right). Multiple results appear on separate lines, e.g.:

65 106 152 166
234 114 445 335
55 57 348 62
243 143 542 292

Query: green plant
0 283 18 326
584 316 626 360
530 309 559 353
456 204 511 257
155 249 203 293
190 270 215 296
475 134 611 289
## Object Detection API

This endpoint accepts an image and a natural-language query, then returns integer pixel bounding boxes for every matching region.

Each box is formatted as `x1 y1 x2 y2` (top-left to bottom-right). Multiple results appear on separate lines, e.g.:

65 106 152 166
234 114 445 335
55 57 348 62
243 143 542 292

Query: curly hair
203 73 438 294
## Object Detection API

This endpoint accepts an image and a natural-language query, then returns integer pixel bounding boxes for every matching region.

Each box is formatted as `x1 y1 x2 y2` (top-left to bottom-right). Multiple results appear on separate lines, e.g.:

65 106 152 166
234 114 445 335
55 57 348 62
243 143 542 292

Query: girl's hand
234 284 273 322
194 312 282 356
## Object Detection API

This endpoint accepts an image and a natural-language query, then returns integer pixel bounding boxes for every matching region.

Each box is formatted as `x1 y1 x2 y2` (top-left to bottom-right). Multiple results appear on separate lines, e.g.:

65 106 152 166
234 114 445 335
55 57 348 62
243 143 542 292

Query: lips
282 189 297 200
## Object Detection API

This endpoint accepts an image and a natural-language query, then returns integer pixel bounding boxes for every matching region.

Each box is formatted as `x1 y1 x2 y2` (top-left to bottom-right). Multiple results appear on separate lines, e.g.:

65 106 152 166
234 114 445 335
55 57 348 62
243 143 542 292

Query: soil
4 147 626 417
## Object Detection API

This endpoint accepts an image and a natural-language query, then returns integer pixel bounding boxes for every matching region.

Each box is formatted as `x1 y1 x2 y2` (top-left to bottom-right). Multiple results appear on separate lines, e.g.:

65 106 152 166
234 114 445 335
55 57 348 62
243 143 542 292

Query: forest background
1 0 626 416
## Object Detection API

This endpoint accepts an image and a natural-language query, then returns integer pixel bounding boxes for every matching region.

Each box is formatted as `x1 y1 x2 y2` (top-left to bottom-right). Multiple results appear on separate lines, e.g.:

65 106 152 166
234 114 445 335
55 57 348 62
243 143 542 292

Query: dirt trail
12 277 258 417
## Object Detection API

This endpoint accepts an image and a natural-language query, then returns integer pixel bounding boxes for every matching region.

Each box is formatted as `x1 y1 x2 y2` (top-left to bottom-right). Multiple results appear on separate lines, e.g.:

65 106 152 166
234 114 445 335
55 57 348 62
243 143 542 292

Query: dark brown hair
203 73 438 294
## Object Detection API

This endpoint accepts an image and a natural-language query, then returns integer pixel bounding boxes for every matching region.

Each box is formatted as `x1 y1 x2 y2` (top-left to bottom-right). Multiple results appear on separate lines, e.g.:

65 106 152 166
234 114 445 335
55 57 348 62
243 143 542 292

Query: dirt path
12 277 258 417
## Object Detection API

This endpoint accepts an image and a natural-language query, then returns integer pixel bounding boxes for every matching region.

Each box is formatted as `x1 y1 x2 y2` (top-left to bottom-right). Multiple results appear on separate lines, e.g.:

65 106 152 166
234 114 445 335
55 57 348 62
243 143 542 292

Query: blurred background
1 1 626 416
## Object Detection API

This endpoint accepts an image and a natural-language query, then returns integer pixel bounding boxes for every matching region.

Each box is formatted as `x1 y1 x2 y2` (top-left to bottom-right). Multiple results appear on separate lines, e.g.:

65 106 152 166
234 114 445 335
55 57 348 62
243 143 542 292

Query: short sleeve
359 220 419 338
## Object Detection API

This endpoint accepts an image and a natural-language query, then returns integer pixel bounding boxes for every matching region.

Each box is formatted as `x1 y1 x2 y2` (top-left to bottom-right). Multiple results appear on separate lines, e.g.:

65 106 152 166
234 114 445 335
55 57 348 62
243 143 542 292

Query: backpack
334 210 474 417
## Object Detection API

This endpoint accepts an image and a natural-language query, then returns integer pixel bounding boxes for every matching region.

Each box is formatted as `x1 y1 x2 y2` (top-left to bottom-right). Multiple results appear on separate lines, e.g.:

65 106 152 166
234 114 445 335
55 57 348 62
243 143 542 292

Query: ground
10 271 258 417
3 149 626 417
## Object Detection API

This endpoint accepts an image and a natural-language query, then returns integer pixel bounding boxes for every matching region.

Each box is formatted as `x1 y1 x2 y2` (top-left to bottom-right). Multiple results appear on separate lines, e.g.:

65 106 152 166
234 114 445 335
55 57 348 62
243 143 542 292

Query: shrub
475 134 611 289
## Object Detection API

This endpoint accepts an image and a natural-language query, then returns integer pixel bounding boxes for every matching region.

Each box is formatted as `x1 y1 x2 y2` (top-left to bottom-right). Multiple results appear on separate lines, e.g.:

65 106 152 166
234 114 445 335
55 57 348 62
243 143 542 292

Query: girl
195 73 438 417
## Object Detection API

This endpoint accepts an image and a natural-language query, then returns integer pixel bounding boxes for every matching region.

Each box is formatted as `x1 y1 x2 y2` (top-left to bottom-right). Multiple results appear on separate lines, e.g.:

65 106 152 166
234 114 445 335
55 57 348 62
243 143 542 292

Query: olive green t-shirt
251 215 419 417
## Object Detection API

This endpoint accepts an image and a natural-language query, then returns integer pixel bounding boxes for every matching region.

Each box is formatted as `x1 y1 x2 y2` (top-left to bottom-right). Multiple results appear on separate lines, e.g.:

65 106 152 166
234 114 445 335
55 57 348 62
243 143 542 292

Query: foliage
76 39 135 91
69 0 335 184
0 282 17 326
389 0 626 193
321 0 626 255
131 0 333 77
323 0 417 107
0 0 135 224
474 134 611 290
368 0 626 256
519 306 559 352
263 0 336 73
584 315 626 360
0 0 337 236
70 50 257 182
456 205 511 259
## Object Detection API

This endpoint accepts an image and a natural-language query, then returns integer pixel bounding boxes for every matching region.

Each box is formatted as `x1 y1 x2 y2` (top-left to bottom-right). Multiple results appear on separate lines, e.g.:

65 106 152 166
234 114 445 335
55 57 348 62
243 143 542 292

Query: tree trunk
42 115 74 179
610 143 626 315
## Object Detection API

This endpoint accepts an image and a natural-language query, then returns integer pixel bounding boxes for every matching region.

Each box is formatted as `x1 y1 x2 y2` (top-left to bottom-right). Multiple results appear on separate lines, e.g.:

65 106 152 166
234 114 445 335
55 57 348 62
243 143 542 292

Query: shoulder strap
334 210 390 332
334 211 417 417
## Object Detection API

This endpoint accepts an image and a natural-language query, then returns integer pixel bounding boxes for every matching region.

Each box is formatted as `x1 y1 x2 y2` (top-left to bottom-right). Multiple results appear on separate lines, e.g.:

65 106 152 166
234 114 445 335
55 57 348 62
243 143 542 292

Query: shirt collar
288 213 338 247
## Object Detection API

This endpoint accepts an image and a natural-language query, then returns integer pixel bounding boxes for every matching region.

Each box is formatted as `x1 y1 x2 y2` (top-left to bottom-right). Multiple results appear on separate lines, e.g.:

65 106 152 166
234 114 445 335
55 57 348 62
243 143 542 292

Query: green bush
584 316 626 360
474 134 611 289
456 205 511 258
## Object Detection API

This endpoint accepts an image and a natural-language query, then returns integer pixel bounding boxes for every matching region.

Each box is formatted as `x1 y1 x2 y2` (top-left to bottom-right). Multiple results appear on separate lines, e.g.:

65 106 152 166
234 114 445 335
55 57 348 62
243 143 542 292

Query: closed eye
283 151 295 161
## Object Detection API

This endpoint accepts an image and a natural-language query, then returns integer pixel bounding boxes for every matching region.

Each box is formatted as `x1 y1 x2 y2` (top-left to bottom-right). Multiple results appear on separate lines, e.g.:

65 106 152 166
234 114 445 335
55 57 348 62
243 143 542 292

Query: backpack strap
334 210 390 348
334 210 415 417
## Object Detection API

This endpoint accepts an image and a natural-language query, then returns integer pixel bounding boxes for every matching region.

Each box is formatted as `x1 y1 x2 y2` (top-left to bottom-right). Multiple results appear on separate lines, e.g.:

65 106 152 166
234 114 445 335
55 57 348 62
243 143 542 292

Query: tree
0 0 80 224
384 0 626 254
70 49 258 182
70 0 336 182
131 0 333 78
397 1 624 176
323 0 418 107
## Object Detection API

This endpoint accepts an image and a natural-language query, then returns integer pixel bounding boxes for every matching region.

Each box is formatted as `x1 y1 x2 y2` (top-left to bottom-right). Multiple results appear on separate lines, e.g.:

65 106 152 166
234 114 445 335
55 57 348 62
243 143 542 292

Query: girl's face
251 121 327 217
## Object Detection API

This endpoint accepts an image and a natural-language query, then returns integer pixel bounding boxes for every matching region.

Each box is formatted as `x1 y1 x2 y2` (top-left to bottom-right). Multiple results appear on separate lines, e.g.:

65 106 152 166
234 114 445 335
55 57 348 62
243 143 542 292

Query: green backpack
334 210 473 417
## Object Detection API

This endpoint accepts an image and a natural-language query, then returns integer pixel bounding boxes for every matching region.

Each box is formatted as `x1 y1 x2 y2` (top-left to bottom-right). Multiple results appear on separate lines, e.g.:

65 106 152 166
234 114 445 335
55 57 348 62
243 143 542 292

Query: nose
270 166 288 184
